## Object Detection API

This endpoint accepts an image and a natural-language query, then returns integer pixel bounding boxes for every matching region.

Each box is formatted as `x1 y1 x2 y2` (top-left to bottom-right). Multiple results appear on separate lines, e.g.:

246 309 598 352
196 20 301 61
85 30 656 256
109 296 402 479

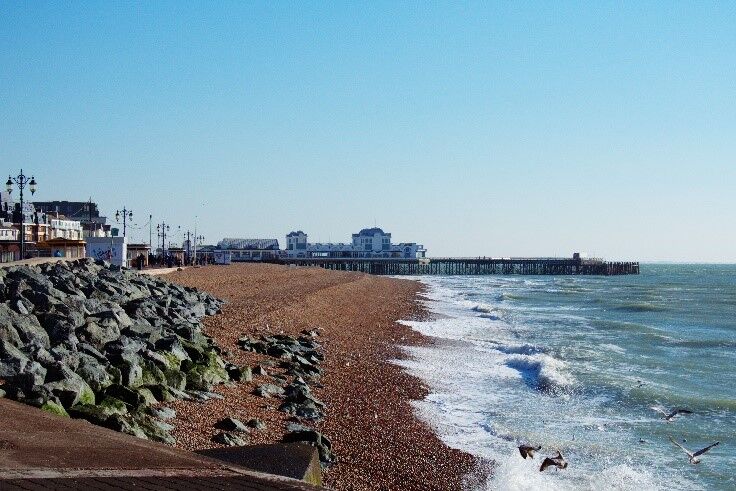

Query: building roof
352 227 387 237
286 231 306 237
218 238 280 250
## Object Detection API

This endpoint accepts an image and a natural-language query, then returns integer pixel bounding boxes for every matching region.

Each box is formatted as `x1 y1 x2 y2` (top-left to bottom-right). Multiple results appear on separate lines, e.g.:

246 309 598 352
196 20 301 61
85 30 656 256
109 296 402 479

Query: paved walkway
0 399 316 490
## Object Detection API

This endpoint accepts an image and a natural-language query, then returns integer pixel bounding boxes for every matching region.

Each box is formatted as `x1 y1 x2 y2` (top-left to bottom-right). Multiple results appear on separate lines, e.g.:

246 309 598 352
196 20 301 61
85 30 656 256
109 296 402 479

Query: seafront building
33 200 111 238
215 238 281 262
285 227 426 259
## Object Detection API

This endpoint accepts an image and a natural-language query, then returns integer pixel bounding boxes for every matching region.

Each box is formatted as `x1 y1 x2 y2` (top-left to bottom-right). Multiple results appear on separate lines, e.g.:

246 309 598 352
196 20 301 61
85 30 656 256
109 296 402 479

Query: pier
269 257 639 276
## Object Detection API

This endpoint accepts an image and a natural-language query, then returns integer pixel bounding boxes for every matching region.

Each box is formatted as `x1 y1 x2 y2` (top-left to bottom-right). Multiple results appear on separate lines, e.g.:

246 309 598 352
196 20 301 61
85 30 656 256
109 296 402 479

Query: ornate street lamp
115 207 133 237
157 222 171 257
6 169 38 260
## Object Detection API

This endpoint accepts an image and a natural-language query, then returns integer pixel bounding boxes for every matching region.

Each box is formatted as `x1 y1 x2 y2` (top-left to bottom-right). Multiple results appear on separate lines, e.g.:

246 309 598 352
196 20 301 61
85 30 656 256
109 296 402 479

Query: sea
396 264 735 490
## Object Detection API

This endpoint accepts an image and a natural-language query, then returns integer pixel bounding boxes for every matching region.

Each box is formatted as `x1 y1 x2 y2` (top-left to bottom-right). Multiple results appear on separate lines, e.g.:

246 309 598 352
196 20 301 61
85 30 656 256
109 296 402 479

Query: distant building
33 200 110 237
216 238 281 262
126 243 151 268
0 226 20 262
285 227 426 259
0 191 52 260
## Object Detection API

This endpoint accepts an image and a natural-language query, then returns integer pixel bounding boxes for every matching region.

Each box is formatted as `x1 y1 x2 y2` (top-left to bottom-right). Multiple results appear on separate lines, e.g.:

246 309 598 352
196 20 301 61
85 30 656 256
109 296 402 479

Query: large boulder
0 303 50 349
43 363 96 408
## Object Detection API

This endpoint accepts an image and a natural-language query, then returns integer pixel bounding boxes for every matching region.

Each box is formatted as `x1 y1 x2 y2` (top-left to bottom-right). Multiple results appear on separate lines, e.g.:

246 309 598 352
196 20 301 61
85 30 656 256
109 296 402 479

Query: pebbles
164 263 479 490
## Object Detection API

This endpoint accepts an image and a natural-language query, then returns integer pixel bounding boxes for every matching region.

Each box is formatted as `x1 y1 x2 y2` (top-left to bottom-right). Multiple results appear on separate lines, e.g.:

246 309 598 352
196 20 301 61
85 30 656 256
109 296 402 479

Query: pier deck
270 257 639 276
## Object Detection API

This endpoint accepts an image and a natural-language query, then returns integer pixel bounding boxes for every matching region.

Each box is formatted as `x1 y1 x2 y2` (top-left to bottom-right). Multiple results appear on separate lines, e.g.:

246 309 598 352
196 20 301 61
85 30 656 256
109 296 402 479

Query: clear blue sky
1 1 734 261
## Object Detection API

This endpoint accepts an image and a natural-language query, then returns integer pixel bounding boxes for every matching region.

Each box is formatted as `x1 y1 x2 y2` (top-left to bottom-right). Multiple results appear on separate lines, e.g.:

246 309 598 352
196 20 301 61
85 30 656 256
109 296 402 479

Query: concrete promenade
0 398 317 490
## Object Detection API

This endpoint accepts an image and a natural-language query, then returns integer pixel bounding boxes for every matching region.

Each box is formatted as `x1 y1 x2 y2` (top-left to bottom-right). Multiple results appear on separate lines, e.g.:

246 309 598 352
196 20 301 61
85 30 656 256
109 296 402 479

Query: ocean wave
497 292 526 301
666 339 736 349
599 343 626 354
472 304 494 314
505 353 575 392
612 302 667 313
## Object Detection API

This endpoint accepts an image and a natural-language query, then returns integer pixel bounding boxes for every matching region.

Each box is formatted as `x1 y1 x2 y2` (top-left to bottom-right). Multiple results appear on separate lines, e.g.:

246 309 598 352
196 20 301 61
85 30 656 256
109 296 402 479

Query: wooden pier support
268 257 639 276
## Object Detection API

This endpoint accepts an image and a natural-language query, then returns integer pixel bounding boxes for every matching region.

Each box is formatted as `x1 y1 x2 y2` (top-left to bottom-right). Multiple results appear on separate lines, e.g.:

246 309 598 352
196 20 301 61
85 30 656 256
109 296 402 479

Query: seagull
669 436 720 464
651 406 693 422
518 444 542 459
539 450 568 472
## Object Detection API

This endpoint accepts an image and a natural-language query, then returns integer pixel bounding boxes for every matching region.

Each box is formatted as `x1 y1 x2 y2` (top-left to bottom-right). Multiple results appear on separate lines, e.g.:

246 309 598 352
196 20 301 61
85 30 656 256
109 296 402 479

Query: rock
103 414 148 440
252 365 268 376
43 363 96 408
215 417 250 433
187 390 224 401
213 432 248 447
0 340 32 379
77 355 113 392
137 414 175 444
278 401 323 420
0 262 226 445
283 427 336 467
40 400 70 418
226 364 252 382
150 407 176 420
246 418 267 430
68 399 127 424
0 388 5 398
104 384 146 407
0 303 50 349
254 383 285 398
136 387 158 406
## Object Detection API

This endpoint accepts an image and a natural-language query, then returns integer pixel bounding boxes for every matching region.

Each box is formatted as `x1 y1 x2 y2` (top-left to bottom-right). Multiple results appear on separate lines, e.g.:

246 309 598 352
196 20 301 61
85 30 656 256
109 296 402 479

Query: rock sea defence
0 259 239 444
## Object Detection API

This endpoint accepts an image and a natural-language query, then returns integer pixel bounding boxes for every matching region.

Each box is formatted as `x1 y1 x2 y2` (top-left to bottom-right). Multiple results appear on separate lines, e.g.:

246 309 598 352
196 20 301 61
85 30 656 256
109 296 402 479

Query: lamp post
115 207 133 237
193 234 204 265
157 222 170 259
6 169 37 260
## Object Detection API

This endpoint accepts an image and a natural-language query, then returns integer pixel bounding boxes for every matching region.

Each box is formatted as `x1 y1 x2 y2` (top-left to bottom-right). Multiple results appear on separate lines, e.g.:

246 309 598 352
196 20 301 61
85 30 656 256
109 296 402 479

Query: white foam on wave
505 352 576 391
395 277 703 491
599 343 627 354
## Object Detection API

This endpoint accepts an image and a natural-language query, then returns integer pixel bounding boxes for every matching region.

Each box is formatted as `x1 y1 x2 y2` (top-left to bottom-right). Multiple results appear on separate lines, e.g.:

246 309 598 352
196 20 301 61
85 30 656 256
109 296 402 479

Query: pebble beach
165 263 479 490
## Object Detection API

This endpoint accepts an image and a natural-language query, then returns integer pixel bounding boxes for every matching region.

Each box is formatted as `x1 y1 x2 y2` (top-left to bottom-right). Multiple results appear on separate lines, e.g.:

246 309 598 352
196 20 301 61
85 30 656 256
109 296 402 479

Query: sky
1 1 734 261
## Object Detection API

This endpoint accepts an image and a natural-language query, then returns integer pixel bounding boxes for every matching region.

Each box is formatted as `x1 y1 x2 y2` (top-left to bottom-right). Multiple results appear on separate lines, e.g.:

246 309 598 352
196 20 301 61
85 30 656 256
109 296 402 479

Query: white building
285 227 426 259
49 218 84 240
86 236 127 267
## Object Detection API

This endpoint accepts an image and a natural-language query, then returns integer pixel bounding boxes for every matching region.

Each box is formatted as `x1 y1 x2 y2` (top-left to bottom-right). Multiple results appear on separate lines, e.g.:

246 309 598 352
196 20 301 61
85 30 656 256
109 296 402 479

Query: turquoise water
397 264 735 490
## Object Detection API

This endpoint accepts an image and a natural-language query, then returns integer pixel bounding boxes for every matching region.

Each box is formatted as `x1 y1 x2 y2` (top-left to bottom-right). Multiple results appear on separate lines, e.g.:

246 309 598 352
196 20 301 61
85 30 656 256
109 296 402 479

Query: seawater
396 264 735 490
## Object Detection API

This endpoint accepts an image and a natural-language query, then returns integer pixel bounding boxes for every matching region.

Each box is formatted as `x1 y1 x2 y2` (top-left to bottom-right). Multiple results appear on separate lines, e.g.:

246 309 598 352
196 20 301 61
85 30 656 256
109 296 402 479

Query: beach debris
0 259 228 445
518 444 542 459
539 450 568 472
213 431 248 447
669 437 720 464
651 405 693 422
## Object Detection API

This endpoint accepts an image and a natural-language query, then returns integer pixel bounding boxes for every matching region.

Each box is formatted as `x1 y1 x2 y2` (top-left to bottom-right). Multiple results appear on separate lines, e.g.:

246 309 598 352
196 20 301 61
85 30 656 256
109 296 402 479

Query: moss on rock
41 400 70 418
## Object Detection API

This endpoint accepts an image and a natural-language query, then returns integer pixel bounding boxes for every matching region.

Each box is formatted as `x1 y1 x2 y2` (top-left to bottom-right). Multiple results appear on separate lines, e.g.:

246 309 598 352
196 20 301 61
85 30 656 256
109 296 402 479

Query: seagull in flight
651 405 693 422
539 450 568 472
669 437 720 464
518 444 542 459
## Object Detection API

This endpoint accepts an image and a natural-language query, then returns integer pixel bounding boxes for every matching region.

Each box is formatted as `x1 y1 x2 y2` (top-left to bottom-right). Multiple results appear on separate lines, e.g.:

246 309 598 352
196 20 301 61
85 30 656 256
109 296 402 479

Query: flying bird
669 436 720 464
539 450 568 472
518 444 542 459
651 406 693 422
